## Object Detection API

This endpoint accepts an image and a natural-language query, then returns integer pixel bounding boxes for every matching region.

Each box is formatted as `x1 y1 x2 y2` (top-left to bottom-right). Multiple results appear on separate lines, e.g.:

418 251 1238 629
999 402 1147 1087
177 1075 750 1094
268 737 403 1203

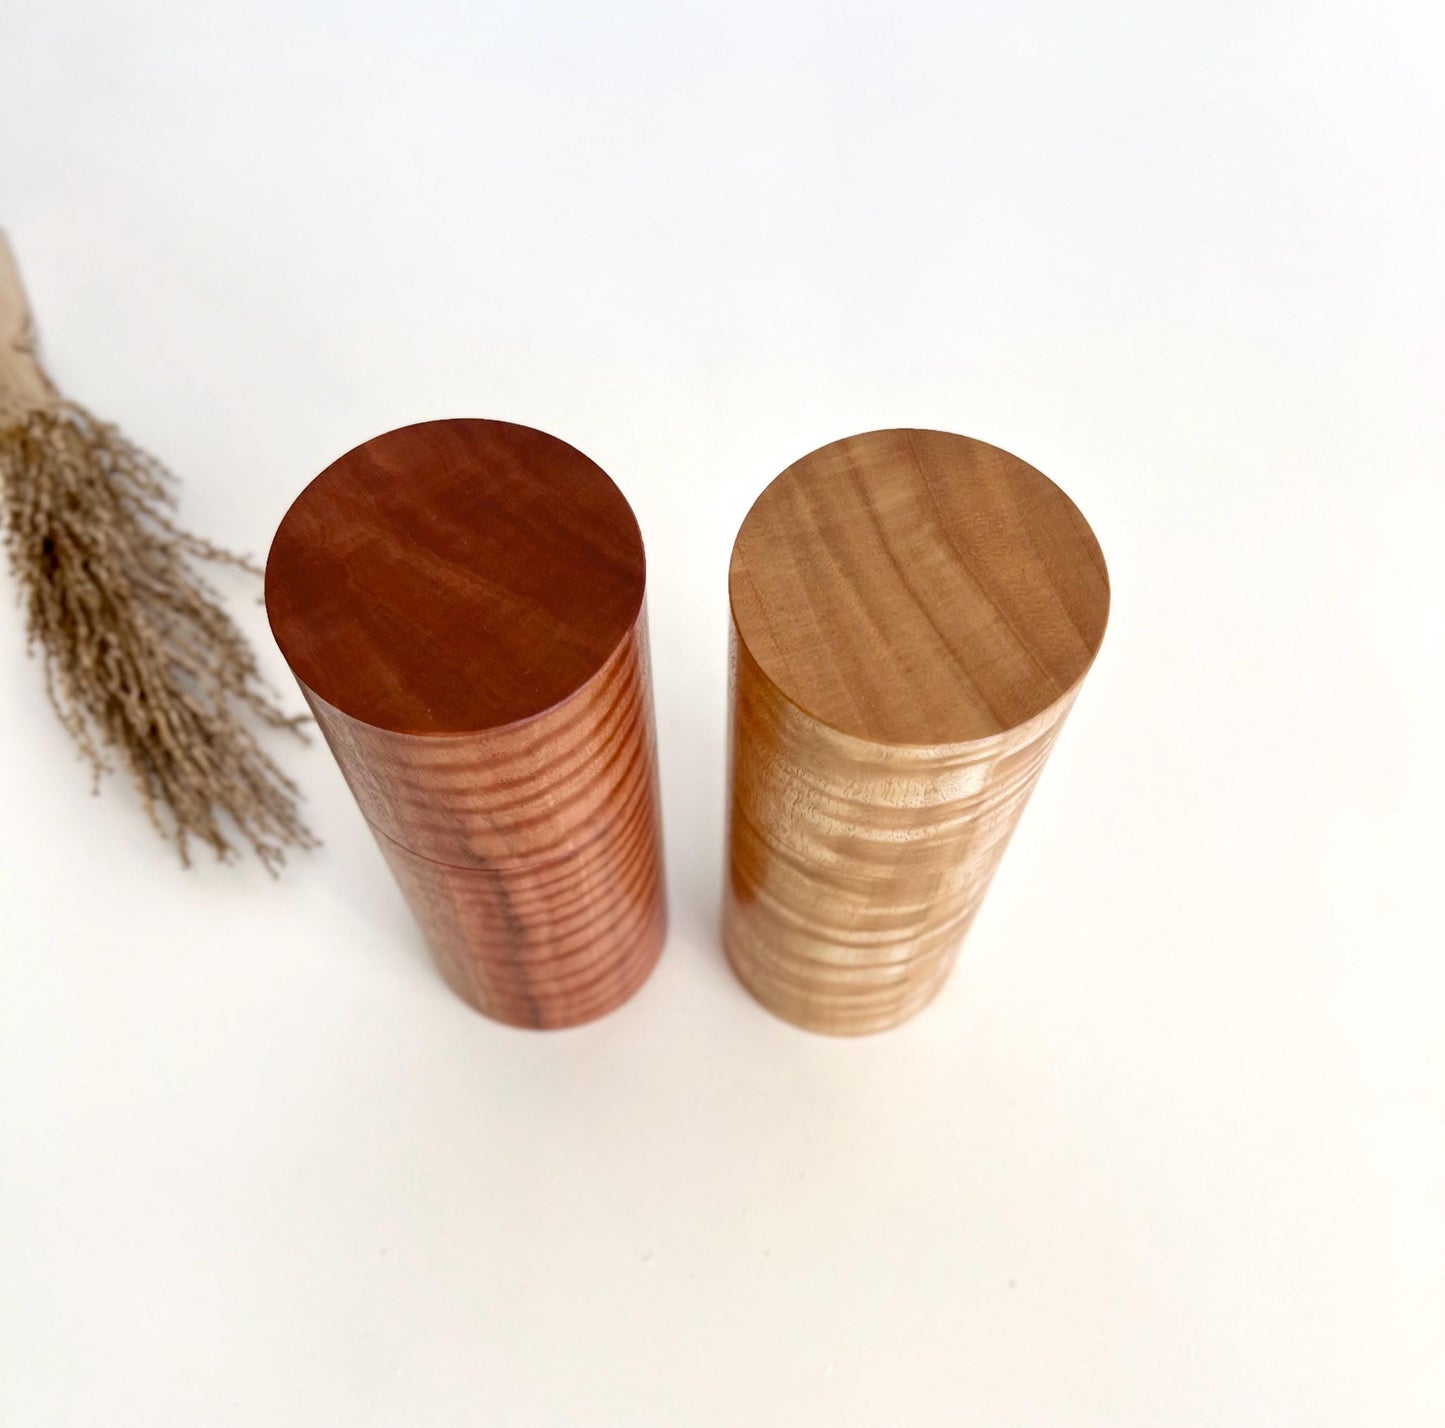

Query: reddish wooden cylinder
265 419 666 1028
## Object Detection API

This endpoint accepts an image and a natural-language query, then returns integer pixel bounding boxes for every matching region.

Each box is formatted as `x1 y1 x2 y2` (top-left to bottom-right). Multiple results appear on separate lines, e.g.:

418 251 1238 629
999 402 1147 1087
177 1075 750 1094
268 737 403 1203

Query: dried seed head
0 400 315 871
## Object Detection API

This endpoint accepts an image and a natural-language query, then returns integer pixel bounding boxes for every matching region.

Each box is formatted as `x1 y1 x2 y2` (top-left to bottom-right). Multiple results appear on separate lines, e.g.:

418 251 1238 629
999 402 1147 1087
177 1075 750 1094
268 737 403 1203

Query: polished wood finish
267 419 665 1028
266 420 646 734
725 429 1108 1035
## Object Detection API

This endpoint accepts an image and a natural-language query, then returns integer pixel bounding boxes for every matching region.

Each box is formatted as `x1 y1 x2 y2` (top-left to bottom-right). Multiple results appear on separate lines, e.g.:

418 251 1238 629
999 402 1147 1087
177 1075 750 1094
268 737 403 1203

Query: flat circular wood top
729 429 1109 747
266 419 645 736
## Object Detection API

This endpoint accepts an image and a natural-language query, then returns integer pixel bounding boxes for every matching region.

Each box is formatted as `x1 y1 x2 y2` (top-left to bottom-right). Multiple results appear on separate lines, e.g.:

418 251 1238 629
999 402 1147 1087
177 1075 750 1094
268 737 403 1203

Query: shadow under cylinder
266 419 666 1028
724 429 1109 1036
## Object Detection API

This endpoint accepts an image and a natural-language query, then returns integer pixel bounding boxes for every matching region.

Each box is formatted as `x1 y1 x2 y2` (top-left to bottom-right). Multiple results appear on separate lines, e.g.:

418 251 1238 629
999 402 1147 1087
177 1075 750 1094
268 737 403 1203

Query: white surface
2 2 1442 1423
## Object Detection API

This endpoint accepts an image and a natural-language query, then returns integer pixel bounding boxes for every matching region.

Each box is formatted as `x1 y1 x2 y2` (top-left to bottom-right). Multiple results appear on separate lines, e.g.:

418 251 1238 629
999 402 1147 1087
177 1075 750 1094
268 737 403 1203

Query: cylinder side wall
307 610 667 1029
723 626 1077 1035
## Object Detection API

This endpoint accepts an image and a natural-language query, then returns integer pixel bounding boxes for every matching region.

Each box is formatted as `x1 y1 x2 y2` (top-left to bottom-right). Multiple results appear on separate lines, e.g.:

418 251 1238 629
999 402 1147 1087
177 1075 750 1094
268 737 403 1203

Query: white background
2 2 1442 1423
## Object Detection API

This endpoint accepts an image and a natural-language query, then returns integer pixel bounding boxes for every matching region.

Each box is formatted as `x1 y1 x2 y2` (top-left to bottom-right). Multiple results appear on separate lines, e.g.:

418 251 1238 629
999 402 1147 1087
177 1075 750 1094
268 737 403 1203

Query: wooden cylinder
265 419 666 1028
725 429 1109 1035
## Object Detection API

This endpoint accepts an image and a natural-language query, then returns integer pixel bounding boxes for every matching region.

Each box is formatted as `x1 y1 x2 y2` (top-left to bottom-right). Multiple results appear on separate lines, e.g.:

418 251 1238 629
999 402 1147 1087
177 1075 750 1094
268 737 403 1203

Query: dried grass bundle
0 232 314 871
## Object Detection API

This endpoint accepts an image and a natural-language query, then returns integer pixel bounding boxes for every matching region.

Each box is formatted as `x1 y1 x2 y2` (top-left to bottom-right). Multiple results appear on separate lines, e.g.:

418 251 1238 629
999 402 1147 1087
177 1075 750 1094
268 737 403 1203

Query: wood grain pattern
266 419 666 1028
266 419 647 735
725 429 1108 1035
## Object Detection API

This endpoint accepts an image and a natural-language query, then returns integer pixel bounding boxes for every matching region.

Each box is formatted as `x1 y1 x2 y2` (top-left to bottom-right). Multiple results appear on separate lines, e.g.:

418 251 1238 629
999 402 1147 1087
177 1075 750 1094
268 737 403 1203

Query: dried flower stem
1 234 313 870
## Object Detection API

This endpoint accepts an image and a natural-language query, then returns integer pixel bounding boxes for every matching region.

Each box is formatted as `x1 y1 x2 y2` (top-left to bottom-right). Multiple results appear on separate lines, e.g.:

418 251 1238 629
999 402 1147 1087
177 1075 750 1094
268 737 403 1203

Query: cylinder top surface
266 419 645 735
729 429 1109 746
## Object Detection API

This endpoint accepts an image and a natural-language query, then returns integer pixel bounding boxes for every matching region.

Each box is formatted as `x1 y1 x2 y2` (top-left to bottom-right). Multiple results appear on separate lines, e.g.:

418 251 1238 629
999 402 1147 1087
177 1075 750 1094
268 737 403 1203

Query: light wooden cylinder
724 429 1109 1035
266 419 666 1029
